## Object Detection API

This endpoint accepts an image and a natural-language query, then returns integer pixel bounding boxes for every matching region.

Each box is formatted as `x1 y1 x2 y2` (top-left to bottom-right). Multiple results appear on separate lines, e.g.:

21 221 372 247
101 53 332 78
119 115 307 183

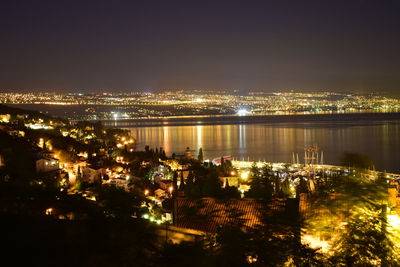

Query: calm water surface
126 121 400 173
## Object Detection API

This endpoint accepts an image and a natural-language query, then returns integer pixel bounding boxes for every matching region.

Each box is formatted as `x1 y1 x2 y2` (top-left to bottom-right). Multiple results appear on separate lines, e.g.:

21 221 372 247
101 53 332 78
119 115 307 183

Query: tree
198 148 204 162
212 199 322 266
202 171 222 197
93 185 145 220
296 176 309 197
341 152 375 170
93 121 105 137
178 171 185 191
158 241 213 267
328 207 397 266
184 171 199 198
246 165 273 200
220 157 225 173
215 224 252 266
221 184 241 199
280 177 293 198
272 174 281 197
172 171 178 196
309 172 399 265
250 163 260 180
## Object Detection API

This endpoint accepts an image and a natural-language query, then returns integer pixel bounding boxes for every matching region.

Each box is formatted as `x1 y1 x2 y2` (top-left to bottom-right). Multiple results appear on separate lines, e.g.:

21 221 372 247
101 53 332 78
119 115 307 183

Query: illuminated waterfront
127 120 400 173
5 90 400 120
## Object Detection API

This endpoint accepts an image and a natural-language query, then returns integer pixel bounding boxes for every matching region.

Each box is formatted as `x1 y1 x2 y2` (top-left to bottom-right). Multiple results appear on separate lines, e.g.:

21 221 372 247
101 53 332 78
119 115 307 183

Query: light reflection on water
125 120 400 173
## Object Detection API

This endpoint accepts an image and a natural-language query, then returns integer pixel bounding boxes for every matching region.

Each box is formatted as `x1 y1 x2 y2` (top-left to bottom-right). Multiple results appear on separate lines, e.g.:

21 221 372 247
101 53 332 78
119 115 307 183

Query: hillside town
1 103 400 265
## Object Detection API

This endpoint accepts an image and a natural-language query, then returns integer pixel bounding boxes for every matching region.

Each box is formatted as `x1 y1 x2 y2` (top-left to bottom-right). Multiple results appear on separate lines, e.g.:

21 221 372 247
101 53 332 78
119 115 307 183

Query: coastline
100 112 400 127
7 104 400 127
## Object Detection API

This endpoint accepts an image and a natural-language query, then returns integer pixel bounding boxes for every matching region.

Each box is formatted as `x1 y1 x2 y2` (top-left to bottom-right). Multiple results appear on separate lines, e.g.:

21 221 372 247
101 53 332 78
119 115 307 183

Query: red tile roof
173 197 290 233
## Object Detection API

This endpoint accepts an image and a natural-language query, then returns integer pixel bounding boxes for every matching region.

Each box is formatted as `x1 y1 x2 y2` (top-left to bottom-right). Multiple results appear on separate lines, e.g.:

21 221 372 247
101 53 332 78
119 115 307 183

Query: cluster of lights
142 214 163 224
236 108 251 116
116 136 134 148
0 114 10 123
26 123 53 130
2 91 399 120
116 156 125 163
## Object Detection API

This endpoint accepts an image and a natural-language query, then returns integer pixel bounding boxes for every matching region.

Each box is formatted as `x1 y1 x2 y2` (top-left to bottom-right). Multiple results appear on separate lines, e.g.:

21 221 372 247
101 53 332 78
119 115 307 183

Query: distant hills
0 104 67 123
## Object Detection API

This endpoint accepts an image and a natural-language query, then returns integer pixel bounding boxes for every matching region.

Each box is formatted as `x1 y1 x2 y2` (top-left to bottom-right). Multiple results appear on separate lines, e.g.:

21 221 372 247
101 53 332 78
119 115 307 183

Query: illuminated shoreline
99 112 400 127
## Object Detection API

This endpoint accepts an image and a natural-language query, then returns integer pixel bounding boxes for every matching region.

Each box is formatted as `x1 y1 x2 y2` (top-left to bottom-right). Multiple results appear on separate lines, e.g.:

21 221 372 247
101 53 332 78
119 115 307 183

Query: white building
36 157 59 173
82 166 103 183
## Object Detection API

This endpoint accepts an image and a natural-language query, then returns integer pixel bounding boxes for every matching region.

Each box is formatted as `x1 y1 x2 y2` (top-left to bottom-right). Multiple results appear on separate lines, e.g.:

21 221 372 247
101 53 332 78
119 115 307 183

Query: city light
2 91 398 121
45 208 53 215
237 108 251 116
240 171 249 180
388 214 400 229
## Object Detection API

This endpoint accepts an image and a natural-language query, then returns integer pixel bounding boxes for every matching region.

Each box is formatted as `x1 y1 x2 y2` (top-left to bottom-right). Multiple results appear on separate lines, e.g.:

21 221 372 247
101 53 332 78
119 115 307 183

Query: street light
241 171 249 180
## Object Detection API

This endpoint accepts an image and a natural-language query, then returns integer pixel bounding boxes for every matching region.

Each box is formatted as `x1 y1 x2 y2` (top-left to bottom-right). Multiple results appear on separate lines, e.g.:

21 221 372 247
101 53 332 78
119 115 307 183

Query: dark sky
1 0 400 94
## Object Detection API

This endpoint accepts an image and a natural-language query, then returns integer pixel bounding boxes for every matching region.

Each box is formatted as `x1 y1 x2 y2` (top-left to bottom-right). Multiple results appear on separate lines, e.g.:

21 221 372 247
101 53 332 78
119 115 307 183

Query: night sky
1 0 400 94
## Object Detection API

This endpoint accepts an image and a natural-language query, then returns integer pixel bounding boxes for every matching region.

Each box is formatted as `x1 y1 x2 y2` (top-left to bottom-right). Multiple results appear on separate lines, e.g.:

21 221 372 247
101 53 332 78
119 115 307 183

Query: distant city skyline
3 91 399 121
1 0 399 94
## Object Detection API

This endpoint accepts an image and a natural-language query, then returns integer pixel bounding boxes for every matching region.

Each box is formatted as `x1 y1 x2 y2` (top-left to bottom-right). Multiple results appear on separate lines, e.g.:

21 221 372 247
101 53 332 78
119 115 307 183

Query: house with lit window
81 165 104 183
0 114 11 123
35 155 59 173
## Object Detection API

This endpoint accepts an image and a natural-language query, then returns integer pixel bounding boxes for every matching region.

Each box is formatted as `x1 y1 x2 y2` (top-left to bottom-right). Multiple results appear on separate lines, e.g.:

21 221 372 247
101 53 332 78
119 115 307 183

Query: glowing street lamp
45 208 53 215
240 171 249 180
